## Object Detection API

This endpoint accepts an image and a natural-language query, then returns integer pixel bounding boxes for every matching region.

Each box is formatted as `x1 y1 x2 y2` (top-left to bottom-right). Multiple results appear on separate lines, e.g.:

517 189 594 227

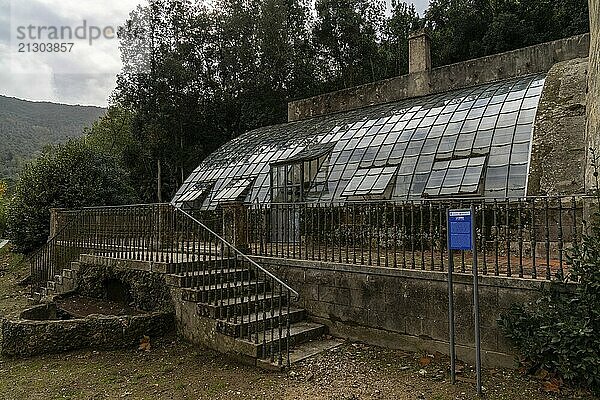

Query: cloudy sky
0 0 429 107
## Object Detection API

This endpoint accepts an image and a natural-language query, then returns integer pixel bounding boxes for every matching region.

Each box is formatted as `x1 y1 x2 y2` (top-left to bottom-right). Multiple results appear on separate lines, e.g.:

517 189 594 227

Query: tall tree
313 0 386 90
381 1 422 78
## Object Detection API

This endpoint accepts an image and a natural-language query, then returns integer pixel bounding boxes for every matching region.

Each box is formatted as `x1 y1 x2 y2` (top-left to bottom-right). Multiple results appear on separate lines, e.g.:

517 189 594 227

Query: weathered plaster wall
587 0 600 191
289 34 590 122
528 58 588 195
254 256 546 367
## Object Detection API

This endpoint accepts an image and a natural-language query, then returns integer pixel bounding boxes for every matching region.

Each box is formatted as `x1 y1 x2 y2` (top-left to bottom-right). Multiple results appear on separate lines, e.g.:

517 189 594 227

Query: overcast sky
0 0 430 107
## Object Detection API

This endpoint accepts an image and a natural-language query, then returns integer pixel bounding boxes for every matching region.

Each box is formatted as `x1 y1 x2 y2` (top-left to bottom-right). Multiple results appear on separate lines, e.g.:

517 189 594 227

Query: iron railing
245 196 595 280
30 203 298 367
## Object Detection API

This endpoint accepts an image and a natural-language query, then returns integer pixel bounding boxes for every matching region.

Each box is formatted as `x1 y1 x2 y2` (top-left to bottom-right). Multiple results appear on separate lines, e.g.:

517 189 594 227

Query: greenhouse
173 74 546 209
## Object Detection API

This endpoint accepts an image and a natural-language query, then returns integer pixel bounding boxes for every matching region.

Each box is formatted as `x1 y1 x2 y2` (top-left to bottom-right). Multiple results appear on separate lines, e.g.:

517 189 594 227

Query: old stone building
167 21 599 365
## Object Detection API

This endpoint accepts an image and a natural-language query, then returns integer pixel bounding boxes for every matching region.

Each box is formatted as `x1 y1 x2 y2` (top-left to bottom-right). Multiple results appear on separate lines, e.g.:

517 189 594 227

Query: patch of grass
0 246 30 319
205 379 227 396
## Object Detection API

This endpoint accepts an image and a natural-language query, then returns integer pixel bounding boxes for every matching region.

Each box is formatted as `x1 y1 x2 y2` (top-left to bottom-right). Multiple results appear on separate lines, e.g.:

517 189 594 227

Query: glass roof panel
342 167 389 196
174 74 546 206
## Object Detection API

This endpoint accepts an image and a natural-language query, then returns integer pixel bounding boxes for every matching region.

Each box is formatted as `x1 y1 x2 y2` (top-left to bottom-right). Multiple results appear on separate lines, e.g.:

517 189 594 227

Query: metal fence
245 196 594 280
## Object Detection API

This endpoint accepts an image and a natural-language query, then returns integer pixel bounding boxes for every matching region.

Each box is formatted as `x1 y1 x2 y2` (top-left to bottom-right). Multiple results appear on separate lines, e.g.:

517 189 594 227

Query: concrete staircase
31 261 81 302
166 257 332 369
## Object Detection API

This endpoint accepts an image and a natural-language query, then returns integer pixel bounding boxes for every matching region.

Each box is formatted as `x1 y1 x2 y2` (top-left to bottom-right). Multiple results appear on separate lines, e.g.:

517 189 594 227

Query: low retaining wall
2 256 177 358
76 255 175 313
254 256 547 367
1 312 174 357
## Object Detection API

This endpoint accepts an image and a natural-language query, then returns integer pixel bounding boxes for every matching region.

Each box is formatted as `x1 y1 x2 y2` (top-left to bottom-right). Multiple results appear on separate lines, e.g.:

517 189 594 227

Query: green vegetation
0 181 7 237
500 215 600 392
0 246 29 319
501 151 600 393
0 95 105 181
6 140 137 253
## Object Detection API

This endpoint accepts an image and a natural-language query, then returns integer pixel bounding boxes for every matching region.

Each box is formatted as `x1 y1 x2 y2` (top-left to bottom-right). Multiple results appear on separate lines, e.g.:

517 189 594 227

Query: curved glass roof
174 74 546 208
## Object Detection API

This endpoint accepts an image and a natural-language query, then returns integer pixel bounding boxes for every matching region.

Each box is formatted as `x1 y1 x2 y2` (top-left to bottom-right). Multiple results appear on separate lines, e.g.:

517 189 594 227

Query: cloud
0 0 142 106
0 42 58 102
0 0 433 107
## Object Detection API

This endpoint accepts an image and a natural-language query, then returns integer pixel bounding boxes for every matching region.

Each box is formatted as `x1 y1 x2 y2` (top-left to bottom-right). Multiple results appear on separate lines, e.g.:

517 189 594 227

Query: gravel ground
0 337 597 400
0 248 597 399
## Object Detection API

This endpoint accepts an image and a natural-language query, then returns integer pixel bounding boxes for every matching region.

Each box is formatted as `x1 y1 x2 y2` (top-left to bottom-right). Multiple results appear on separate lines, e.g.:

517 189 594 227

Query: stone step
62 269 74 279
257 337 345 370
235 321 327 359
216 307 306 338
197 292 287 319
70 261 81 273
181 280 268 303
165 268 251 288
166 257 239 274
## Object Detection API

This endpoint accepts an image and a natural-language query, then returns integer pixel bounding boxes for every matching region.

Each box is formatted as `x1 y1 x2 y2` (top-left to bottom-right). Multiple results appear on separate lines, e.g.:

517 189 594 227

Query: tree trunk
157 158 163 203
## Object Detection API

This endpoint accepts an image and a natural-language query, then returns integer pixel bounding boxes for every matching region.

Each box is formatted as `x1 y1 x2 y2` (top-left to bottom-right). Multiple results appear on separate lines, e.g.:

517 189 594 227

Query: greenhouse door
270 205 300 243
269 143 334 244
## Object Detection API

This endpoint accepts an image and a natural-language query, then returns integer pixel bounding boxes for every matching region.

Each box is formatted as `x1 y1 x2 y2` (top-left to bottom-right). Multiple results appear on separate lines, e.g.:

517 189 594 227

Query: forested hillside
0 95 105 180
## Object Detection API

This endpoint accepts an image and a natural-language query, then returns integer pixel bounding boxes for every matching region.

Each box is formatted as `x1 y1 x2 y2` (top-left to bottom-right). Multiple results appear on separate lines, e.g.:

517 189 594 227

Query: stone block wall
254 256 547 367
587 0 600 190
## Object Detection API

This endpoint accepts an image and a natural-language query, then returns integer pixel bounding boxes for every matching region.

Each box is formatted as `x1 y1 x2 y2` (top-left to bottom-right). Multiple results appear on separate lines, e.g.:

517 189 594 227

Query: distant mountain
0 95 105 180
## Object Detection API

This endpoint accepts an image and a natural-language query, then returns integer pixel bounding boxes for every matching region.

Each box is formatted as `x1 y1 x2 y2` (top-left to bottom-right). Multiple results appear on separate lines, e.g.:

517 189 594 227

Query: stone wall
587 0 600 191
254 256 548 367
528 58 589 195
288 34 590 122
1 312 173 357
76 256 174 313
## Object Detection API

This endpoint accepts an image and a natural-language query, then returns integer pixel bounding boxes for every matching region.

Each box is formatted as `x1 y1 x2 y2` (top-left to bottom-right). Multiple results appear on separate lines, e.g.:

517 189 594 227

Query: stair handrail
172 203 300 301
28 209 86 292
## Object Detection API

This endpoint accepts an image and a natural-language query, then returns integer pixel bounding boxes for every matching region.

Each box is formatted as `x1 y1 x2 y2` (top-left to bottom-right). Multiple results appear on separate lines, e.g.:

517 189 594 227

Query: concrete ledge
251 255 552 291
78 254 170 274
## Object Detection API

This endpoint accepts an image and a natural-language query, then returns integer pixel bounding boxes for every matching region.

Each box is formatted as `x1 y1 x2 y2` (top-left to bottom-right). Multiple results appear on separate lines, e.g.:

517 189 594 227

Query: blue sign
448 209 473 251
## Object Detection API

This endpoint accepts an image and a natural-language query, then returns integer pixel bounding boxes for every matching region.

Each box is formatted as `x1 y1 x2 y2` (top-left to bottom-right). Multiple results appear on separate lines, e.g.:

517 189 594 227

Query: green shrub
499 214 600 392
0 181 7 237
6 140 137 253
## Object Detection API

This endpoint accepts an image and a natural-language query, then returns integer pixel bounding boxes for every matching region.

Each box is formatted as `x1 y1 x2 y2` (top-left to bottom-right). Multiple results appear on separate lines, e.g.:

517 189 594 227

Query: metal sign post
470 204 482 396
447 207 482 396
446 210 456 385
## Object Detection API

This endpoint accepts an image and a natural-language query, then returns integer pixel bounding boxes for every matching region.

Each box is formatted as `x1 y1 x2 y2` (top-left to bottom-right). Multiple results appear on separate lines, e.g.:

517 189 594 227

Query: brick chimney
408 29 432 74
